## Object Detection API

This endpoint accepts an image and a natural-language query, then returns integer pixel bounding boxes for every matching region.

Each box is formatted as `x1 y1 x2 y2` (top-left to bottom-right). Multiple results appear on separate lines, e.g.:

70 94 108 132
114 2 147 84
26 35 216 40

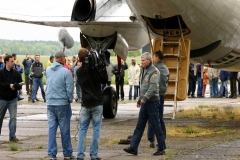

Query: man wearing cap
45 51 75 160
46 55 55 69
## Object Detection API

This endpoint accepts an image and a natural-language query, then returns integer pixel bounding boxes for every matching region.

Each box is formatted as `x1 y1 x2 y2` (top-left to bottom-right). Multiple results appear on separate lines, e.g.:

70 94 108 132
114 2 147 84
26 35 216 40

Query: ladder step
163 42 181 44
165 92 175 95
164 54 178 57
168 79 177 82
168 67 178 69
164 98 174 101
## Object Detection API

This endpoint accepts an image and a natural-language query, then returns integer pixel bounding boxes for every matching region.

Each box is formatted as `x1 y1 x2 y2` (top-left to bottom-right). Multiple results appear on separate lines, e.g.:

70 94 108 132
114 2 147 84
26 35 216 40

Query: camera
84 49 110 72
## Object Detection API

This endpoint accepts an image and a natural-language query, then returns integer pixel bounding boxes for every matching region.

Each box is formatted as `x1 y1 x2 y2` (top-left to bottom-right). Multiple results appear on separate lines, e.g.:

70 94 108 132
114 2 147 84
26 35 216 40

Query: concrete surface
0 85 240 160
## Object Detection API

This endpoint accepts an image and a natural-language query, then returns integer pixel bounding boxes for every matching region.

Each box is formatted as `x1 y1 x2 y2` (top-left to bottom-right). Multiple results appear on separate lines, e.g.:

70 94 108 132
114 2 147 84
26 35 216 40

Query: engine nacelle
71 0 96 21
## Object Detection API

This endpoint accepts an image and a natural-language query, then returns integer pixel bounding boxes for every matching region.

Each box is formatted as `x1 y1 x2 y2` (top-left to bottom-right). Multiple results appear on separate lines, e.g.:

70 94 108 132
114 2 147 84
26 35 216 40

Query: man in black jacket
76 48 108 160
187 61 197 98
112 59 128 101
229 71 238 98
30 54 45 103
0 55 22 142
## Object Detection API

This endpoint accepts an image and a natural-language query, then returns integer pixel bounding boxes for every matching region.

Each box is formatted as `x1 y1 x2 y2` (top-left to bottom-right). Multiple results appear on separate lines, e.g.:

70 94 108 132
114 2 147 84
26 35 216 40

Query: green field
15 55 141 85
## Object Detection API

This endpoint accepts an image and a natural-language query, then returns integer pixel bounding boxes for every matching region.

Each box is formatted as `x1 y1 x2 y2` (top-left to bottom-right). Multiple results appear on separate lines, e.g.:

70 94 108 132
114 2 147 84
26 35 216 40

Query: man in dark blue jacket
219 70 229 98
0 55 23 142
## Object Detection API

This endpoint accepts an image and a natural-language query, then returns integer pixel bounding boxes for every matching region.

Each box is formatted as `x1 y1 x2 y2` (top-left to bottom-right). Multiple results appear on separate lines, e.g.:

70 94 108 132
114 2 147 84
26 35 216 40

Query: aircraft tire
103 86 118 119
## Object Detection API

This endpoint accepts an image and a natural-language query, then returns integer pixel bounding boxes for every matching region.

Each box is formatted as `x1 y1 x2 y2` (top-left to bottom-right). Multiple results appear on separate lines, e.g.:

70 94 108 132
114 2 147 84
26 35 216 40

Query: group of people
0 49 170 159
188 62 240 99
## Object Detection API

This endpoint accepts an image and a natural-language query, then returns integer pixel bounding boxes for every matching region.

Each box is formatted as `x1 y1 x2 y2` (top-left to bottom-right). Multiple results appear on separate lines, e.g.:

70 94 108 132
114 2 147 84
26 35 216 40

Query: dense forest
0 39 81 56
0 39 141 56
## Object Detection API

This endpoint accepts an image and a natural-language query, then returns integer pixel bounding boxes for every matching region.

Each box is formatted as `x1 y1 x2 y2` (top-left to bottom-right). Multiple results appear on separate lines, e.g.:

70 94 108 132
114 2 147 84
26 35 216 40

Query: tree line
0 39 81 56
0 39 142 56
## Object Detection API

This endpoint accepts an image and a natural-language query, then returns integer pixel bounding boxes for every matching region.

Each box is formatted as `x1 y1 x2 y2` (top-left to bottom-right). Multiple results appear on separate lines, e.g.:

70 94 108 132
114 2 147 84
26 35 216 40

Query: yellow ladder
153 38 190 119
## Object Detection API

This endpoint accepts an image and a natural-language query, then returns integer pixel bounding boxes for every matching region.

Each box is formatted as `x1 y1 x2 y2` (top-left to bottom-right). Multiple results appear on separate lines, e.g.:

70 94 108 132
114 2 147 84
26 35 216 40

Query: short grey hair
141 52 152 61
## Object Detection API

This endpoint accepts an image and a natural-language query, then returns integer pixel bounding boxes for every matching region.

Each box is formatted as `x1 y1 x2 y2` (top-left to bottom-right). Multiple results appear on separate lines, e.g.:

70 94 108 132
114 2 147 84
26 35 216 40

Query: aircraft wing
0 16 149 52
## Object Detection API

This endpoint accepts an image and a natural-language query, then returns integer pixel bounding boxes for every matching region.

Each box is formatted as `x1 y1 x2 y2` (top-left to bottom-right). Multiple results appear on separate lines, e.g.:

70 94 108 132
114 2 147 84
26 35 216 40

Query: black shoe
153 150 165 156
229 95 233 98
123 147 137 155
32 100 35 103
18 98 24 101
127 135 132 139
91 158 101 160
35 98 39 101
77 159 84 160
149 142 155 148
232 96 237 99
10 138 19 142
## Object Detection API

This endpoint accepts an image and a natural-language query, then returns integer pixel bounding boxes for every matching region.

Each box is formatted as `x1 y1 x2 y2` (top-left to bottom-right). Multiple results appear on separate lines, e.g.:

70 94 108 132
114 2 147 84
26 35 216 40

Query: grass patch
75 116 79 121
198 105 211 108
166 150 173 158
185 125 197 134
166 125 235 138
176 106 240 120
107 139 120 145
10 143 20 151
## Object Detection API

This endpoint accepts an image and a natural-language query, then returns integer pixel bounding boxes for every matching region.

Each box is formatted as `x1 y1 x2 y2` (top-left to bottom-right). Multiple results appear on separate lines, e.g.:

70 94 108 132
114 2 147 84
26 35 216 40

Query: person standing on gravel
45 51 75 160
123 52 166 156
0 55 23 142
148 50 169 148
76 48 108 160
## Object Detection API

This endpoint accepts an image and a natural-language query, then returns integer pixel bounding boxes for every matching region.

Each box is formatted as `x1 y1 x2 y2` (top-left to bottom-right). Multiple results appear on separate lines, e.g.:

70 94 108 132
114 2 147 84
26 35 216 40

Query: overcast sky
0 0 130 42
0 0 80 41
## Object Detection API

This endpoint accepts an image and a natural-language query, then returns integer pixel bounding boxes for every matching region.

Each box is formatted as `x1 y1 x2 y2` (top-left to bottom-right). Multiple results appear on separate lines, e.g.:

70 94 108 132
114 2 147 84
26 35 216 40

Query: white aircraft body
1 0 240 71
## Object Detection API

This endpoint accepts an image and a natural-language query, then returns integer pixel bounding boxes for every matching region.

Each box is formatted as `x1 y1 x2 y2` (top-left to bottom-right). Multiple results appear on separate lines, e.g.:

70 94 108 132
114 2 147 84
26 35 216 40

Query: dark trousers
148 95 166 142
130 101 166 152
197 77 203 97
24 74 30 94
187 80 196 96
238 80 240 95
115 77 124 100
230 79 237 96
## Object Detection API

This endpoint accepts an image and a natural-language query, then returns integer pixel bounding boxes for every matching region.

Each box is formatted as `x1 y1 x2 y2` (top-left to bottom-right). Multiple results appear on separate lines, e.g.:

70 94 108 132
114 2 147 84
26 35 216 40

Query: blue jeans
77 105 103 159
212 78 219 97
209 79 213 97
197 77 203 97
187 79 196 96
219 81 228 97
130 101 166 152
76 83 82 100
47 105 73 158
32 78 45 101
148 95 166 142
129 85 138 100
0 98 18 140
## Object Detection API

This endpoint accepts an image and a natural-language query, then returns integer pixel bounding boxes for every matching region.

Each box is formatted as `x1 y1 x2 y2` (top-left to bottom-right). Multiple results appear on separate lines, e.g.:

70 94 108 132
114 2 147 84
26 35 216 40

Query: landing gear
102 86 118 119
